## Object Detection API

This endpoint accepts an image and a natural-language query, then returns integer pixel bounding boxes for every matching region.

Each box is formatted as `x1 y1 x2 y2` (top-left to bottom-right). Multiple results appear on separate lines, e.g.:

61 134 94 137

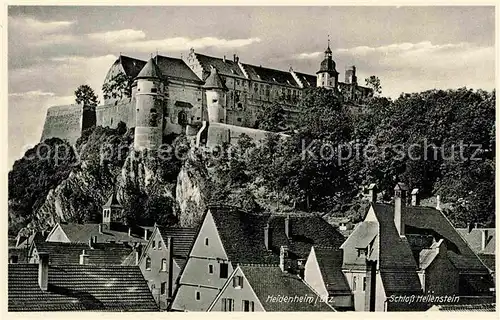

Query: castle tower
102 191 122 229
316 38 339 89
134 58 165 150
203 66 227 123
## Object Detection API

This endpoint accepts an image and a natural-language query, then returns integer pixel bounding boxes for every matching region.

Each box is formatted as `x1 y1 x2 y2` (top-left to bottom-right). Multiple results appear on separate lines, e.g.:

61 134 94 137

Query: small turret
203 66 227 123
316 36 339 89
102 191 123 229
134 58 165 151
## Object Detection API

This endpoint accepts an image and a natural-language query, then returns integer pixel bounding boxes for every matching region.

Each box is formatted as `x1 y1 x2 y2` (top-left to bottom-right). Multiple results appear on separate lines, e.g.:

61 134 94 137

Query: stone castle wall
205 122 288 148
40 104 83 145
96 99 135 129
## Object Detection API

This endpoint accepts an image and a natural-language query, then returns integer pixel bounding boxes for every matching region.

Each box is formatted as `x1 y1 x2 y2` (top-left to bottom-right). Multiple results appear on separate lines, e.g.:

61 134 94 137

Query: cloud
9 16 75 33
87 29 146 43
9 90 55 97
293 51 323 60
122 36 262 52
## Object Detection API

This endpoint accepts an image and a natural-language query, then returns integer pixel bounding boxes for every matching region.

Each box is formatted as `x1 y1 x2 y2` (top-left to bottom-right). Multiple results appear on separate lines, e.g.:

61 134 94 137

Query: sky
7 6 496 167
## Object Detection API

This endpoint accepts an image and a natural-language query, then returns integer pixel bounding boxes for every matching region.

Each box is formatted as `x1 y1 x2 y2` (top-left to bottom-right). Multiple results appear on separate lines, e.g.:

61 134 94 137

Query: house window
178 111 187 126
145 257 151 270
242 300 254 312
233 276 243 288
152 241 156 249
161 282 167 295
353 276 357 291
151 88 158 93
204 238 209 246
236 80 240 85
158 241 162 250
237 117 242 122
212 99 218 103
237 103 242 110
161 258 167 271
208 264 214 274
195 291 201 301
363 276 367 292
220 262 228 278
221 298 234 311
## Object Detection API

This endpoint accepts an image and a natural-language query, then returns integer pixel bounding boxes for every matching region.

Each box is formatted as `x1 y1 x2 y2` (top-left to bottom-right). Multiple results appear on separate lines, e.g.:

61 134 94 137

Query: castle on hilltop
40 44 373 149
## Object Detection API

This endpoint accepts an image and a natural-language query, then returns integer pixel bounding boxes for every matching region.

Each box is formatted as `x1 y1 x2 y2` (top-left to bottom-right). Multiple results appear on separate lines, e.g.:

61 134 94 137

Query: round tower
134 58 165 150
316 39 339 89
203 66 227 123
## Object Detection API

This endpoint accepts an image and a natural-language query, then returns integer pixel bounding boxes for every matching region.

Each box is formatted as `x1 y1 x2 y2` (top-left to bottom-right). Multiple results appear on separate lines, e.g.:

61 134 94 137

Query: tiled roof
456 228 495 254
154 55 202 83
202 67 227 90
482 233 495 254
268 214 346 260
401 204 488 271
243 63 300 87
8 264 158 311
478 254 495 272
380 271 422 294
55 222 147 244
313 247 351 294
118 55 147 78
33 241 134 265
194 53 246 79
209 207 279 265
240 265 335 311
157 226 197 257
136 58 163 79
292 71 316 88
418 240 441 270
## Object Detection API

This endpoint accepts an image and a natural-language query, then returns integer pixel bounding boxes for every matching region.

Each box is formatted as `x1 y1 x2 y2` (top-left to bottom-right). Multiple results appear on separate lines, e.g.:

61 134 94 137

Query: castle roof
242 63 301 88
136 58 163 79
154 55 202 83
202 67 227 90
317 57 337 75
118 55 147 78
194 53 246 79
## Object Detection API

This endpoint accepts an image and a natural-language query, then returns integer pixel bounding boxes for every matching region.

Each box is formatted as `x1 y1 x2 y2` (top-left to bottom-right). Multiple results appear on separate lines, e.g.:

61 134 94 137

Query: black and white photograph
6 4 496 312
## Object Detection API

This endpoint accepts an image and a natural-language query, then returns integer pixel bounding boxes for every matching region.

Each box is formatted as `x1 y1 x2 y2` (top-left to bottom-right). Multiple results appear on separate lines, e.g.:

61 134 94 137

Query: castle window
161 282 167 295
237 117 242 122
212 99 218 103
152 241 156 249
208 264 214 274
237 103 242 110
236 80 240 85
243 300 254 312
233 276 243 289
158 240 162 250
204 237 209 246
151 88 157 93
195 291 201 301
220 262 228 278
178 111 187 126
362 276 367 291
353 276 357 291
145 257 151 270
221 298 234 311
137 88 140 92
161 258 167 271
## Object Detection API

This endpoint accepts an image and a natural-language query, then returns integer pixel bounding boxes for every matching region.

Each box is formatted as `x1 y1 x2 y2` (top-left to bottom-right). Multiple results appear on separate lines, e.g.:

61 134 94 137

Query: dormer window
145 257 151 270
232 276 243 289
357 248 368 257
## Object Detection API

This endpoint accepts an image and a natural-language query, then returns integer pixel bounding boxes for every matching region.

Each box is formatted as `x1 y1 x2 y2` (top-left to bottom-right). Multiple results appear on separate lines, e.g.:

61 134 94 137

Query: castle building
40 45 373 149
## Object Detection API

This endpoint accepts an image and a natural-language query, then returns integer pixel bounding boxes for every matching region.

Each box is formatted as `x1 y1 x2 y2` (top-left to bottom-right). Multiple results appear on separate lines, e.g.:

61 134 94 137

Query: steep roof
118 55 147 78
136 58 163 79
209 207 278 265
242 63 300 88
456 227 495 254
194 53 246 79
8 264 158 311
54 223 147 244
202 67 227 90
154 55 202 83
312 247 351 294
268 214 346 260
240 265 335 311
157 226 197 257
293 71 317 88
32 241 134 265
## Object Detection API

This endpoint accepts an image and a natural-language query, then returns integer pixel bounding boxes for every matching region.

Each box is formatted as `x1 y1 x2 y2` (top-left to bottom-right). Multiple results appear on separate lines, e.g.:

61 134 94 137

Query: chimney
79 249 89 265
279 245 288 272
144 229 149 241
467 223 473 233
223 55 226 62
128 227 132 237
394 182 408 236
285 215 291 239
436 195 441 210
367 183 377 203
167 237 174 299
482 230 490 250
88 237 94 249
264 223 272 250
38 252 49 291
99 224 104 234
411 188 420 206
233 54 236 62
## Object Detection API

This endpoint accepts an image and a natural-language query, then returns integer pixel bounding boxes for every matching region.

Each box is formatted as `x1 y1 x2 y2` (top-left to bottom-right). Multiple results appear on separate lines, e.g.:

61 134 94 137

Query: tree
365 75 382 96
75 85 99 107
102 73 132 101
255 102 287 132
